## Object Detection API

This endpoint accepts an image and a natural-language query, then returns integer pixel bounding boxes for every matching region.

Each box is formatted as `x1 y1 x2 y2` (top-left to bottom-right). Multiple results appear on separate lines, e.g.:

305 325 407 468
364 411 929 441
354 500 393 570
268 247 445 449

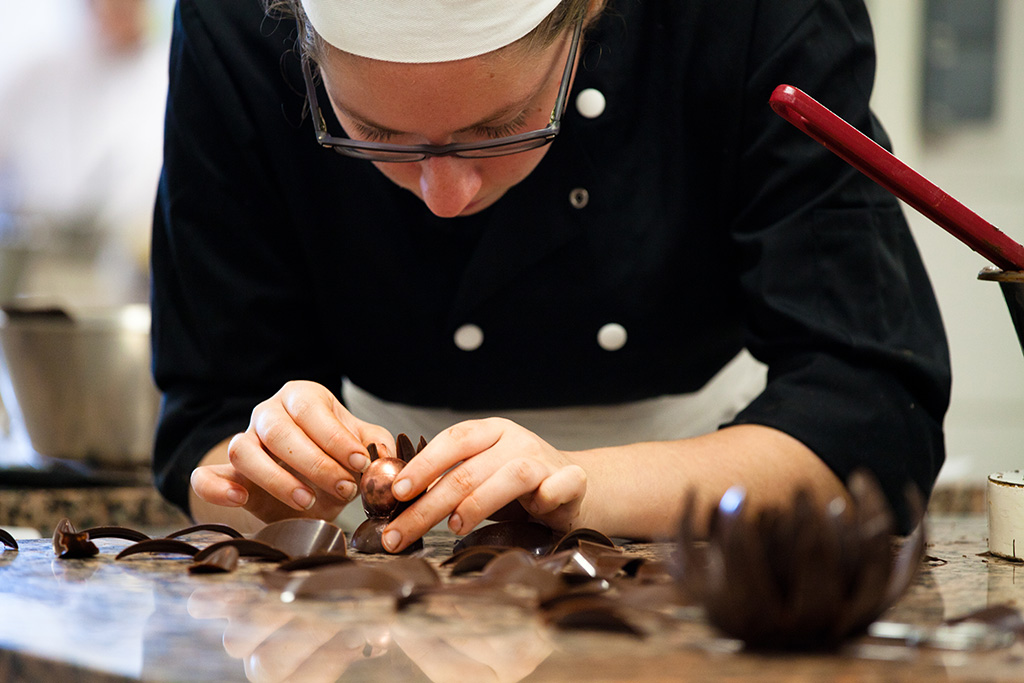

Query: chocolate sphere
360 457 406 517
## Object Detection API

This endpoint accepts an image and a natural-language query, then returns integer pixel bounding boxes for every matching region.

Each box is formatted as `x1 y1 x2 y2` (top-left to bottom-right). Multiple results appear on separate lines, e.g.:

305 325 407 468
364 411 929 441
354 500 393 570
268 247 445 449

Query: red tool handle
769 84 1024 272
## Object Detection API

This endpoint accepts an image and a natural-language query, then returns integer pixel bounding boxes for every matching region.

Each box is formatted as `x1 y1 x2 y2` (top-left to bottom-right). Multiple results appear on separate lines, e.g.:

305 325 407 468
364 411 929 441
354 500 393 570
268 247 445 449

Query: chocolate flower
674 471 925 650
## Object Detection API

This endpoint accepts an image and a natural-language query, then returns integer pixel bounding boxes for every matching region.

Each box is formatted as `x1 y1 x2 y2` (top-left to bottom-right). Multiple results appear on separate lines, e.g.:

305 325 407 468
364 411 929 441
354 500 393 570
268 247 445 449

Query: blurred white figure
0 0 168 308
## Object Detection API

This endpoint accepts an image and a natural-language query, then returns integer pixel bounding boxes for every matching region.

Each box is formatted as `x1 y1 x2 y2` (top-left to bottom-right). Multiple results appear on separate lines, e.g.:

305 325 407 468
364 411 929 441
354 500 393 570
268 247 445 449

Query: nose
417 156 483 218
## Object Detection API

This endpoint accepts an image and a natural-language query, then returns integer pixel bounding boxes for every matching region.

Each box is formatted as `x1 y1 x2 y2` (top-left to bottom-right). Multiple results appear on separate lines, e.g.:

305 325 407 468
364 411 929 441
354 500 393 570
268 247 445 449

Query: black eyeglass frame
300 11 585 162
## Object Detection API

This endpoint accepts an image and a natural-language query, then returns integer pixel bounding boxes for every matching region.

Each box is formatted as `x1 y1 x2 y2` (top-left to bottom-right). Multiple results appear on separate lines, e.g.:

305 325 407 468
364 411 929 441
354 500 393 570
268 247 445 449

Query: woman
153 0 951 550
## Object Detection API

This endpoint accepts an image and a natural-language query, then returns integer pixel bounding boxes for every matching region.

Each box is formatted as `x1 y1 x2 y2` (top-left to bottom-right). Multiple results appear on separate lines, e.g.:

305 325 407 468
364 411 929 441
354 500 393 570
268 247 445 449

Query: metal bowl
978 267 1024 359
0 304 159 468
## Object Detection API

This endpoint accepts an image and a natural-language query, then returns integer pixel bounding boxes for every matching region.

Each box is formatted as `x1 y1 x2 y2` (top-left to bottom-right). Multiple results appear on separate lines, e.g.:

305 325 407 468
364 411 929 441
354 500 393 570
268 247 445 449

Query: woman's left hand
380 418 588 553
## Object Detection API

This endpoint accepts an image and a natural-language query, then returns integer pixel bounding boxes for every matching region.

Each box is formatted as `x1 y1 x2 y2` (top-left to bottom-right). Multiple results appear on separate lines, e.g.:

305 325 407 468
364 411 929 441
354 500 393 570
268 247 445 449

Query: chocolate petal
192 539 289 563
253 518 347 558
276 552 353 572
442 546 505 575
0 528 18 551
165 523 244 540
116 539 200 559
543 595 644 636
453 521 557 556
80 526 151 543
396 433 416 463
189 545 240 574
367 442 379 462
551 528 618 554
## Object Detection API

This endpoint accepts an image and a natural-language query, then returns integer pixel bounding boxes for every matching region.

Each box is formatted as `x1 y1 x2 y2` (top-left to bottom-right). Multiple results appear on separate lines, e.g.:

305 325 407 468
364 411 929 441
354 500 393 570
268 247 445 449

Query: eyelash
352 110 531 143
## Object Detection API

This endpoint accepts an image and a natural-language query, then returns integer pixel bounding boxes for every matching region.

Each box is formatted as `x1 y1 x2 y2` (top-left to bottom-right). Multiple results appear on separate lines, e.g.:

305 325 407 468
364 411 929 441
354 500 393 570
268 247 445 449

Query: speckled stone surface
1 515 1022 682
0 486 189 533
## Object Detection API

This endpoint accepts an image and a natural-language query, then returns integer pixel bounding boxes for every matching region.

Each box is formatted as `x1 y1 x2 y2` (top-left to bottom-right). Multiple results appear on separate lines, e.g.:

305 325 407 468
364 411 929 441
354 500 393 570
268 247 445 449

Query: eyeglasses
300 12 584 163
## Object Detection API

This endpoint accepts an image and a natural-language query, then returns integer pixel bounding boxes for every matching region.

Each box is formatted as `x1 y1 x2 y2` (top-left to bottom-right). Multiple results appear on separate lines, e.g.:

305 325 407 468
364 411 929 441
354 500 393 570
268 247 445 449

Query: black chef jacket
152 0 951 529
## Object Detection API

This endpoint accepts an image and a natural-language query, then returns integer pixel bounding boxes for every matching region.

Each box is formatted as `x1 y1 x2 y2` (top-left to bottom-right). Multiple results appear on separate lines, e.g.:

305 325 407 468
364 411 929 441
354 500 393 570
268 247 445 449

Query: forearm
569 424 847 540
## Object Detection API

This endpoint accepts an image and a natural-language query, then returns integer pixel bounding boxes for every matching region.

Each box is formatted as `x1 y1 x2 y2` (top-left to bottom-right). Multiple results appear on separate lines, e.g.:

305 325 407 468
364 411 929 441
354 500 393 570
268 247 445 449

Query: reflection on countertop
1 516 1022 682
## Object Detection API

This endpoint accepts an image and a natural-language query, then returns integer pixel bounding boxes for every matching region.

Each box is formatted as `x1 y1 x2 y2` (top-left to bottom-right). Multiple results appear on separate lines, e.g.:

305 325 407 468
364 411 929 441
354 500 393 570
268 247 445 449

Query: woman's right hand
189 380 394 525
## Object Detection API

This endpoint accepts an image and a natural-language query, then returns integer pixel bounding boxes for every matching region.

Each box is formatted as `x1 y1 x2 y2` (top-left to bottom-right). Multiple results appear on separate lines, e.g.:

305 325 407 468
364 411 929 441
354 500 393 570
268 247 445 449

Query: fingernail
349 454 370 472
449 513 462 534
226 487 248 505
292 487 315 510
393 479 412 499
382 530 401 553
337 481 358 502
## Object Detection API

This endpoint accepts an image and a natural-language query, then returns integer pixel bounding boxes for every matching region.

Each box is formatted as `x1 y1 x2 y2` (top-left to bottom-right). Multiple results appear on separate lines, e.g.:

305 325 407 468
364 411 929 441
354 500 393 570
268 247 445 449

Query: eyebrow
333 91 537 138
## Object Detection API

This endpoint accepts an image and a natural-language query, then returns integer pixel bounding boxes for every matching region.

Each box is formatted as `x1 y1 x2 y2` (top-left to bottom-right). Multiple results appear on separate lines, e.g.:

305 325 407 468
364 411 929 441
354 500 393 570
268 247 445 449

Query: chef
152 0 951 550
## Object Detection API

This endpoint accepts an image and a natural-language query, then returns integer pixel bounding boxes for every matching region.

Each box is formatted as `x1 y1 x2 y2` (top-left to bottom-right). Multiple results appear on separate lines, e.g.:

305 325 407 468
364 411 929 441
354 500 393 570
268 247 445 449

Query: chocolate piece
165 523 244 540
192 539 289 563
52 518 98 559
551 528 618 554
0 528 18 552
442 546 506 574
543 594 645 636
81 526 151 543
349 518 423 554
452 521 558 556
116 539 200 559
675 471 926 650
253 518 347 558
276 552 353 572
189 545 240 574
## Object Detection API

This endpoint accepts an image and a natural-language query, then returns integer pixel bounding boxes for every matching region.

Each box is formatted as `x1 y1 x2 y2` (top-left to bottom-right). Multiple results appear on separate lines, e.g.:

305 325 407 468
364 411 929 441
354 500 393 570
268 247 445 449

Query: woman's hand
189 380 395 525
380 418 589 553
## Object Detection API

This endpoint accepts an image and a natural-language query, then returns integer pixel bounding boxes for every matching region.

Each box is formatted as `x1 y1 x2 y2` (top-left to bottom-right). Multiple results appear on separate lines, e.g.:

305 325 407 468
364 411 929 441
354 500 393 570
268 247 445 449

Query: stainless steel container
978 267 1024 359
0 304 159 468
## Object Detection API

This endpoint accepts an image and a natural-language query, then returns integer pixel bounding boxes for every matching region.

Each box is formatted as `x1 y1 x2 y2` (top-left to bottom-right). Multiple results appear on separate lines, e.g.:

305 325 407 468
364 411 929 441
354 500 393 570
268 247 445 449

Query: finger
525 464 587 516
275 381 391 473
228 431 320 511
191 463 251 507
447 457 550 533
392 418 504 501
252 399 359 501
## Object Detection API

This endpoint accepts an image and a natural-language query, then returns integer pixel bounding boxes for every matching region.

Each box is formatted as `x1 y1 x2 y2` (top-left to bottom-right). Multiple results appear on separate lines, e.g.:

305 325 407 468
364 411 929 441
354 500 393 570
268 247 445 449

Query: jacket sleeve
150 0 342 514
709 0 951 529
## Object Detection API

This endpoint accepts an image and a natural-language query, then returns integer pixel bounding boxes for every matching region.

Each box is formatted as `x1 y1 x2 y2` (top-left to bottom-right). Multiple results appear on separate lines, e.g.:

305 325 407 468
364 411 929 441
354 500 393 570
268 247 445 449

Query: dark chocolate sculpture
349 434 427 554
674 471 925 650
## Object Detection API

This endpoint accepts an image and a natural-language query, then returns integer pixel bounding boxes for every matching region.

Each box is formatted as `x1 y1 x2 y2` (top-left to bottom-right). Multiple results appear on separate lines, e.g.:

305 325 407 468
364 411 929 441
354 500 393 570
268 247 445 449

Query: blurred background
0 0 1020 492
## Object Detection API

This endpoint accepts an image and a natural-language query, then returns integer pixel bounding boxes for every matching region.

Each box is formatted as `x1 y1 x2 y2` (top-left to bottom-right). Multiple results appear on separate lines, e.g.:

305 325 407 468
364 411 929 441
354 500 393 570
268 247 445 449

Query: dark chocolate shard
116 538 200 559
81 526 151 543
452 521 557 556
396 433 416 463
53 518 98 559
475 549 565 602
165 523 244 540
253 518 347 559
276 552 353 572
189 545 240 574
349 517 422 555
367 442 379 462
543 595 645 636
192 539 289 563
0 528 18 551
442 546 506 575
416 436 428 453
551 528 618 554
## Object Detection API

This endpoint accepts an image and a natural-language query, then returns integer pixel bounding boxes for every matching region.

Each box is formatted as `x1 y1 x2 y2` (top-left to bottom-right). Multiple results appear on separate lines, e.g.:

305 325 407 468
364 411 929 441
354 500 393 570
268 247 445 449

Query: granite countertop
0 515 1022 682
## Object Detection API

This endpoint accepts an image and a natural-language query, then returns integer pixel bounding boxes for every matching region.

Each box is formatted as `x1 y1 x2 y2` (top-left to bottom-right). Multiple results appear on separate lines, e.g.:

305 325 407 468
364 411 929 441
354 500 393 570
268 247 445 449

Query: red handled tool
769 84 1024 271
